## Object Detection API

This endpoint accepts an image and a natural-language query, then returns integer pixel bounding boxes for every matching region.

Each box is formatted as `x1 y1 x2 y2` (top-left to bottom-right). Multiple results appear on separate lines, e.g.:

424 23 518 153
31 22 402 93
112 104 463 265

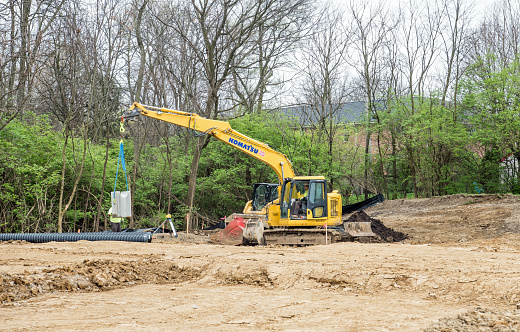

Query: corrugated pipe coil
0 232 152 243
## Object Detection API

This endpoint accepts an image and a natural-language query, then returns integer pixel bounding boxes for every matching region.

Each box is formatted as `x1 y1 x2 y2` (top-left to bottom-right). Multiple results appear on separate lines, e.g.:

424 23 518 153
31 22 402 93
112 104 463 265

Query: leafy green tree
459 54 520 193
0 113 62 232
377 95 474 198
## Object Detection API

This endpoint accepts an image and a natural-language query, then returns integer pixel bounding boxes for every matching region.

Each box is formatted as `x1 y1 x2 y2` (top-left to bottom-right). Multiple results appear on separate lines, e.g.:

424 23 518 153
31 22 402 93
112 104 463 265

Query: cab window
309 182 325 204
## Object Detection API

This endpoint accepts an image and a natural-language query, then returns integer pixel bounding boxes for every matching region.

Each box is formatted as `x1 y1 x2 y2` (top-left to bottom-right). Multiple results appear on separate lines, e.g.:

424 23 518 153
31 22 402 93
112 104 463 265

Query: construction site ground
1 193 520 331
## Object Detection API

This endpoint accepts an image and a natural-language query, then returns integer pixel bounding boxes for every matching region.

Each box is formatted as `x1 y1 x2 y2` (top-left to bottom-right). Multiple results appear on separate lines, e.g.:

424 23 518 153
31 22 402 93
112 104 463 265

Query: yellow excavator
123 102 383 245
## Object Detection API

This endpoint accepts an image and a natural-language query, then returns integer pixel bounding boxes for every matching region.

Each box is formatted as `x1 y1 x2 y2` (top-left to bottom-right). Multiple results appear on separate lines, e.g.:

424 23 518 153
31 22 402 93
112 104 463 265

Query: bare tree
232 0 311 113
391 0 443 197
467 0 520 67
439 0 471 107
84 0 126 231
295 4 352 185
125 0 149 229
0 0 66 132
347 0 396 198
35 1 101 232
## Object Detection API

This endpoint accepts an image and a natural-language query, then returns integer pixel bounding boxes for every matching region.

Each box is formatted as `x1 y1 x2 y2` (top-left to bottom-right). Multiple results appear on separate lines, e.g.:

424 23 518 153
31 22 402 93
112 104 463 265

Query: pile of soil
424 307 520 331
345 211 408 242
0 259 202 304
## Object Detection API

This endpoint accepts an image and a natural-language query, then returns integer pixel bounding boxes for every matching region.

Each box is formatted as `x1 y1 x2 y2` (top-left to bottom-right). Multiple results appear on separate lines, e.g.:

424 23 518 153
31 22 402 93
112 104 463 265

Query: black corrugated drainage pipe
0 232 152 243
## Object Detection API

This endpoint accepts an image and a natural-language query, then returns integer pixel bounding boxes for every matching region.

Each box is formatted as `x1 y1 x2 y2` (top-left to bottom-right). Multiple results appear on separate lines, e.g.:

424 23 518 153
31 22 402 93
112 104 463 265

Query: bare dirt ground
1 193 520 331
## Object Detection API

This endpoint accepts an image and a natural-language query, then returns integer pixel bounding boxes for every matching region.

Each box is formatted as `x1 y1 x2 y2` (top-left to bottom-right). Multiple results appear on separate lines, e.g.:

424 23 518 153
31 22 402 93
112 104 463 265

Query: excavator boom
124 102 295 183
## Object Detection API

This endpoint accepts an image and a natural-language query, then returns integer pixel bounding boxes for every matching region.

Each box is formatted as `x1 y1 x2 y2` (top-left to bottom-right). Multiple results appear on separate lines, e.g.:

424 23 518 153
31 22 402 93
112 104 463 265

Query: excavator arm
123 102 295 183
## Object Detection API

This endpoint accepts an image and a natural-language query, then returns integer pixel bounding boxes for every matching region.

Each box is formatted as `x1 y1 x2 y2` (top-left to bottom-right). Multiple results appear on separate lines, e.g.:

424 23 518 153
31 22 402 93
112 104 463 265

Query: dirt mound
0 259 202 305
424 307 520 331
370 218 408 242
345 211 408 242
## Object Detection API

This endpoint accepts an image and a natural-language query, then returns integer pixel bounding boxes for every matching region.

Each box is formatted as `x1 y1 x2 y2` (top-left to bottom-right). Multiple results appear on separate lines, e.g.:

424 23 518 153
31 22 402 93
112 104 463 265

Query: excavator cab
251 183 279 211
280 178 328 220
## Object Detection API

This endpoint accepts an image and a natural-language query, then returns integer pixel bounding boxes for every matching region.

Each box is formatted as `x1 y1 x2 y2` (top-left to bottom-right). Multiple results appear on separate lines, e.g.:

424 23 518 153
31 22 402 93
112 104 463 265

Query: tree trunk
7 0 16 104
16 0 32 107
391 134 397 200
96 131 111 232
364 98 372 199
377 132 389 198
58 129 88 233
134 0 148 103
57 132 70 233
185 135 205 230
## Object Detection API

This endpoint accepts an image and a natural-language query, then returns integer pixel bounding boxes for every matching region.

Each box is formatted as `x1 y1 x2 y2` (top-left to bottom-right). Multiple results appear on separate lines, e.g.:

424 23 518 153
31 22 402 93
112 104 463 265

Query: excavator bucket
242 218 266 245
210 215 246 246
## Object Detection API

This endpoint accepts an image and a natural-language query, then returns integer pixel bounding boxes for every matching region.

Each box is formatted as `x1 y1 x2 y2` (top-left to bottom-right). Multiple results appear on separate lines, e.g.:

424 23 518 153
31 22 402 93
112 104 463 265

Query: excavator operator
291 182 309 218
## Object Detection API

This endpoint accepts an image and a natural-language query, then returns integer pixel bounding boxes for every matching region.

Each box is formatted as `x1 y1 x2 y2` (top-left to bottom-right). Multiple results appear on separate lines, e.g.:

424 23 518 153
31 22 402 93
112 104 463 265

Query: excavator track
214 210 380 246
262 228 352 246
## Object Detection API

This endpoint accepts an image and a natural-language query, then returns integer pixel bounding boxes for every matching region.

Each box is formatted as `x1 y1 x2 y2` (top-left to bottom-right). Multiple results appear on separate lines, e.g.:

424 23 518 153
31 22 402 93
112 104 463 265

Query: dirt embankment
1 194 520 331
367 193 520 246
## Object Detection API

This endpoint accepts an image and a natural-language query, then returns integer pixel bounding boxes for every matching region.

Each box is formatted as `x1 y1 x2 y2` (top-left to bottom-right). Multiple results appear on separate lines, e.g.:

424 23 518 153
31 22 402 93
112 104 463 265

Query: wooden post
186 211 190 237
325 222 328 245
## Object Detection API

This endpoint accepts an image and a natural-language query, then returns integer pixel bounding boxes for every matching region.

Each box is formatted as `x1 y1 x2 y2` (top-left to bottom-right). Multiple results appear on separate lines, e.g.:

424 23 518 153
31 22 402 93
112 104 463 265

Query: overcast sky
328 0 491 25
270 0 496 106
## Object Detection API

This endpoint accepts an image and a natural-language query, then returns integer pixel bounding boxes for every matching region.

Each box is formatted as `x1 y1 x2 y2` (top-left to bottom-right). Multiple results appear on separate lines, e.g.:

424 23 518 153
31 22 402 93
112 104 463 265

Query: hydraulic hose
0 232 152 243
